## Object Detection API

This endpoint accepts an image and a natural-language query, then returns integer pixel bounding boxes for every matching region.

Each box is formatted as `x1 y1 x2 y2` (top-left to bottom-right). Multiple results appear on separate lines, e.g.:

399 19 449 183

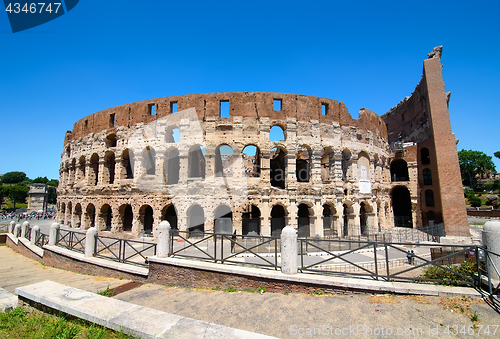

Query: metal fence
56 229 86 254
94 235 156 267
169 231 280 270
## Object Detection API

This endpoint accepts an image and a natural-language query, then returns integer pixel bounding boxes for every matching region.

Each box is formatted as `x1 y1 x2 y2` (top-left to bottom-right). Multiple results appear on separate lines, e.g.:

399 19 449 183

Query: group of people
0 212 55 221
407 250 416 265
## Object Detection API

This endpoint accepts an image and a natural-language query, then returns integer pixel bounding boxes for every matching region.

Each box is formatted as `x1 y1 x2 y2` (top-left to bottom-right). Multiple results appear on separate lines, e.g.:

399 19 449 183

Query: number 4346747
5 3 62 14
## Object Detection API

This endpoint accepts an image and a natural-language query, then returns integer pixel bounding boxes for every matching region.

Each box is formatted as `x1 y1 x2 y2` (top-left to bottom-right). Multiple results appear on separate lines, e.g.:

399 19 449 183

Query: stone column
313 203 323 237
352 202 360 236
8 221 15 234
232 210 243 235
288 204 298 229
153 207 162 239
48 223 60 245
311 148 322 185
261 200 270 236
85 227 97 257
157 221 171 258
281 225 298 274
21 221 29 239
336 201 344 237
111 206 120 233
98 160 105 186
30 226 39 245
14 224 21 238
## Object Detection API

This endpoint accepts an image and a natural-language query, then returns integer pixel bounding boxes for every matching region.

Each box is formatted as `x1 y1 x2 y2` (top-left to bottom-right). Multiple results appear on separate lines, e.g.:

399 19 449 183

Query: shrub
468 195 482 207
421 260 477 285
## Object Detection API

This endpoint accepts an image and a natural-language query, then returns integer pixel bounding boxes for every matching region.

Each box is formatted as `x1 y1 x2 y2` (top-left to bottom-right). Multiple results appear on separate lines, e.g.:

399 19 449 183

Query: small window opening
220 101 229 118
270 125 285 142
110 113 115 127
149 103 156 116
84 120 88 128
273 99 282 111
171 102 178 113
402 113 405 122
321 103 328 116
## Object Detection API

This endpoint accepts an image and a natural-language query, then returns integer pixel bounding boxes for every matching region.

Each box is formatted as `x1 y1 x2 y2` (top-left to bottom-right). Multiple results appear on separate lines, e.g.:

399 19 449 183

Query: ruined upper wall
64 92 387 145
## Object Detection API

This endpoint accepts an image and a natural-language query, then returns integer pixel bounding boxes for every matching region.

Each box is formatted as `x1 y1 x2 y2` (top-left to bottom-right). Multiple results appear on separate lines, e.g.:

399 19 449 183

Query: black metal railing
34 232 48 248
94 235 156 267
55 229 86 253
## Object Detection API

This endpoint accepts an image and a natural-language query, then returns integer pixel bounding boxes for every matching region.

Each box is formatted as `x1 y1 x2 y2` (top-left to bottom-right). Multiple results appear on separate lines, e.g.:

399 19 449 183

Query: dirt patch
402 295 432 304
369 294 399 304
438 296 485 322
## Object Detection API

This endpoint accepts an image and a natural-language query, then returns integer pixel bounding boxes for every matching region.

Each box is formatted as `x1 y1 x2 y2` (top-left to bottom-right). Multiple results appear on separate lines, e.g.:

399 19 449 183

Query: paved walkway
1 245 499 338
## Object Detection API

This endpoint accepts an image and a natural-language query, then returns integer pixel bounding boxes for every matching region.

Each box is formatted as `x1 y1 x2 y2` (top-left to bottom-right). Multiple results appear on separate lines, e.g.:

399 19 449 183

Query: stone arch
270 146 286 189
321 147 334 182
119 204 133 232
90 153 99 186
342 149 352 181
391 186 412 228
78 156 86 182
165 147 180 185
122 149 134 179
242 145 260 177
161 204 178 230
270 204 287 237
100 204 112 231
165 126 180 143
242 205 261 235
104 151 116 184
60 202 66 224
143 147 156 176
297 203 312 237
85 203 96 228
66 202 72 226
73 203 82 228
187 204 205 235
215 144 234 177
214 204 232 234
139 205 154 234
296 145 311 183
342 201 354 236
105 133 117 147
390 159 409 182
322 203 336 237
188 145 206 179
66 146 71 157
270 125 285 142
359 201 370 235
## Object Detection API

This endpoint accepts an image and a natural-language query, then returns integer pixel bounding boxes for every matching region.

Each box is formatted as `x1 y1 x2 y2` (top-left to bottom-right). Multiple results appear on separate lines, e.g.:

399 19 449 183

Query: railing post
373 243 379 280
21 221 29 239
482 220 500 281
30 226 40 245
13 224 21 238
214 233 217 263
384 243 390 280
157 221 170 258
48 223 59 245
8 221 15 234
275 238 278 270
84 227 97 257
281 225 298 274
220 235 224 264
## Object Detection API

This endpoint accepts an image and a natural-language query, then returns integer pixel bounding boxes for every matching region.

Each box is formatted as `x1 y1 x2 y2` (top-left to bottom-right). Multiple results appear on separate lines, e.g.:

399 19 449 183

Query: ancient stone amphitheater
56 49 470 239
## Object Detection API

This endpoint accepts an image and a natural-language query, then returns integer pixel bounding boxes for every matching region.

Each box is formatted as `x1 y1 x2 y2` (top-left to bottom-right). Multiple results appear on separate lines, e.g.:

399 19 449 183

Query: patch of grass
225 286 237 292
212 286 220 291
0 306 131 338
118 277 123 280
97 285 114 297
311 289 323 296
471 311 479 322
284 290 290 295
244 289 255 293
257 285 266 294
421 260 478 286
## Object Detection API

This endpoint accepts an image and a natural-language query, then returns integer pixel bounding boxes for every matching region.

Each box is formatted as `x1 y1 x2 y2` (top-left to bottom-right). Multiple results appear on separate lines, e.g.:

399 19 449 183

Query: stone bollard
14 224 21 238
281 225 298 274
48 223 60 246
8 221 15 234
482 220 500 279
85 227 97 258
21 221 30 239
31 226 40 245
157 221 171 258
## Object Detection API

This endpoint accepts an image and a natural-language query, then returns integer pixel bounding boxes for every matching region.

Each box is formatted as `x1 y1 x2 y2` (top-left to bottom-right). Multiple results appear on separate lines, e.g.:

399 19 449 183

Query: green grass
96 285 114 297
421 260 478 286
0 307 132 338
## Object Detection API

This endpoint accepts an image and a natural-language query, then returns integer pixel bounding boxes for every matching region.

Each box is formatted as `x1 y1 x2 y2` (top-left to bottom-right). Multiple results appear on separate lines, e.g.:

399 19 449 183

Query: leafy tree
468 195 482 208
47 186 57 204
46 179 59 187
0 186 6 207
5 185 29 209
33 176 49 184
458 150 496 187
1 171 27 184
495 151 500 159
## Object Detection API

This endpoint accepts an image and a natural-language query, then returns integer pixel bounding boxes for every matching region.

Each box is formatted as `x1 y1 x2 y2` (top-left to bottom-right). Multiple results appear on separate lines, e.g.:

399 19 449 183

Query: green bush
468 195 482 207
421 260 477 285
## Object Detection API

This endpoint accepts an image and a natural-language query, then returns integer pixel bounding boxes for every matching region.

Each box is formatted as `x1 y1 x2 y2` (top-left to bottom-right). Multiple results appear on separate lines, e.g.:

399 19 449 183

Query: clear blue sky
1 1 499 180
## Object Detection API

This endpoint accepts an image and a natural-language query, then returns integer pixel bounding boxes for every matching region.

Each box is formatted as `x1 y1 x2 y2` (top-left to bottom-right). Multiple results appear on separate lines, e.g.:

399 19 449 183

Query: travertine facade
57 48 469 239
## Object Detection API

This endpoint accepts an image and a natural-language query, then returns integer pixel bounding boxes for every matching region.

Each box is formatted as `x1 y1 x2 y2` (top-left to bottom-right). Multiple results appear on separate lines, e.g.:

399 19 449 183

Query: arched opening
69 158 76 186
188 146 206 179
342 149 351 181
323 204 336 237
120 204 133 232
166 127 180 143
296 146 311 183
391 186 412 228
297 204 310 237
421 148 430 165
423 168 432 185
425 189 435 207
270 205 286 237
188 204 205 235
270 147 286 189
143 147 156 175
427 210 436 226
78 156 86 182
105 134 117 147
161 205 178 230
104 151 115 184
242 205 261 235
215 145 234 177
321 148 334 182
122 149 134 179
343 204 351 236
67 202 72 226
165 148 180 185
390 159 409 182
61 203 66 224
214 205 232 234
360 202 368 235
100 204 112 231
242 145 260 177
74 203 82 228
270 125 285 142
66 146 71 157
140 205 154 234
86 203 96 228
90 153 99 186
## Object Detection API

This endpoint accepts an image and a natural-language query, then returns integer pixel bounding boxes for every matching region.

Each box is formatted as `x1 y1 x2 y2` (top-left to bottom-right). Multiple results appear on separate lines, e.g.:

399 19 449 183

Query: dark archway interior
162 205 178 230
271 205 285 237
122 205 133 231
189 205 205 234
214 205 232 234
166 149 180 185
297 204 310 237
390 159 409 182
189 147 206 179
270 148 286 189
102 204 112 231
242 205 261 235
143 205 154 234
392 186 413 228
360 203 367 235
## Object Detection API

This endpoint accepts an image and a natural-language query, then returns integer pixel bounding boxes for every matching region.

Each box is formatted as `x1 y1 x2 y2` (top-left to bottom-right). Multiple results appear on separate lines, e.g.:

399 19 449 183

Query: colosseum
56 47 470 240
